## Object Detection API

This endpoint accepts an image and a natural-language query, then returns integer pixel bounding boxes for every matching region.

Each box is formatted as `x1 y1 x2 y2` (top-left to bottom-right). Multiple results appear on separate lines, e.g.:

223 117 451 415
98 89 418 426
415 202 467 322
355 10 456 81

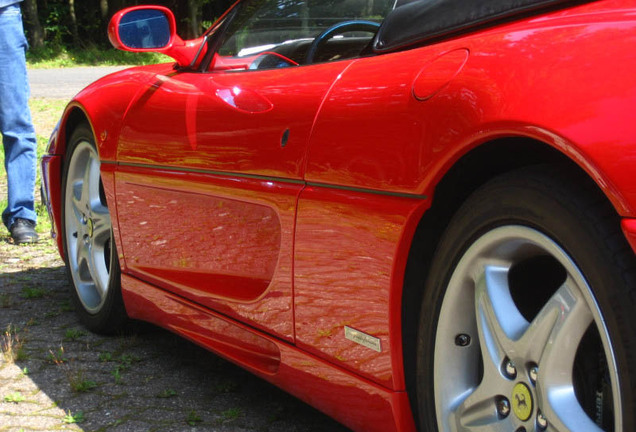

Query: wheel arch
46 104 92 158
44 105 94 256
400 136 623 419
63 107 92 151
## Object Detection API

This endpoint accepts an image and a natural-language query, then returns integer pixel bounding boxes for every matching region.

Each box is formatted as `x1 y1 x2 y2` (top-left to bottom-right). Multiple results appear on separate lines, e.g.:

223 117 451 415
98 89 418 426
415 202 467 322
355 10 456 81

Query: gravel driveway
0 231 350 432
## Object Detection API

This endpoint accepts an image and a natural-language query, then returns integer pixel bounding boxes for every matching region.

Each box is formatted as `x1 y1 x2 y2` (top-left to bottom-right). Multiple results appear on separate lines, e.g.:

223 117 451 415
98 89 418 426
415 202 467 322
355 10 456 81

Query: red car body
41 0 636 430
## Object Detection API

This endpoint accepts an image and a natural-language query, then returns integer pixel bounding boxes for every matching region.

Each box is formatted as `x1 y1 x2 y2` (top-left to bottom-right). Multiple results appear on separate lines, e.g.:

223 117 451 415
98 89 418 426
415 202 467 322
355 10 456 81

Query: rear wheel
61 124 127 334
417 166 636 431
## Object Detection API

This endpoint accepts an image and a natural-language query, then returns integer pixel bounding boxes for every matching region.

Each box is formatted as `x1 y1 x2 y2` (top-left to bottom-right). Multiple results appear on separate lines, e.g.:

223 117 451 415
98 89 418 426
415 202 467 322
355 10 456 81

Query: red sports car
41 0 636 430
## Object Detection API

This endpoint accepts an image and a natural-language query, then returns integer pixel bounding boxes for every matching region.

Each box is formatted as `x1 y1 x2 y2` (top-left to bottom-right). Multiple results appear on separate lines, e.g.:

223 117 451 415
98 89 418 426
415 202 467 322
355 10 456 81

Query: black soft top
374 0 587 53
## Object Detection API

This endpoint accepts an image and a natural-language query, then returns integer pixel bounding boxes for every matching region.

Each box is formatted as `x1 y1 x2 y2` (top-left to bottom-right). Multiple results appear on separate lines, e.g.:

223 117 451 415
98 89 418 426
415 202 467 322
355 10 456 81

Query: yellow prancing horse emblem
87 218 94 238
512 382 533 421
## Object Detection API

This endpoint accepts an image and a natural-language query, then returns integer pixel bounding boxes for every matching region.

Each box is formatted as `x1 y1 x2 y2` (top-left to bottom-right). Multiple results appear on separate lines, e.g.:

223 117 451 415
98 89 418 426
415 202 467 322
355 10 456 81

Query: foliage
186 410 203 426
1 325 27 363
63 410 85 424
22 0 235 51
4 392 26 403
27 45 170 68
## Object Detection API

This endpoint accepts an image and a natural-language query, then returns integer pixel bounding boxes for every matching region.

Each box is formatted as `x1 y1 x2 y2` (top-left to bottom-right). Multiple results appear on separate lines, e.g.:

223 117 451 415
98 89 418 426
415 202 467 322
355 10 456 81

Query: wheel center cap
512 382 533 421
87 218 94 238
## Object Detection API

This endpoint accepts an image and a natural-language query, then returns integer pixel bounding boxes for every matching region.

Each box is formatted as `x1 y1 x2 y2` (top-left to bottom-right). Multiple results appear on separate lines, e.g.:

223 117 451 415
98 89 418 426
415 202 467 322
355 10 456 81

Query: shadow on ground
0 253 350 431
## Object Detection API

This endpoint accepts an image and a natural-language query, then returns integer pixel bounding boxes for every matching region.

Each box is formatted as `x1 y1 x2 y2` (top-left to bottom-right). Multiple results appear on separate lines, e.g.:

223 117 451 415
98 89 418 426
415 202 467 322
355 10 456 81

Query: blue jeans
0 3 37 229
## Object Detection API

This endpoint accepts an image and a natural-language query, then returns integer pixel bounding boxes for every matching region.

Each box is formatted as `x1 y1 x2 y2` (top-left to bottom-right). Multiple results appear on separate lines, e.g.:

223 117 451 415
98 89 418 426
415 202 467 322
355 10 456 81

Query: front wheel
61 124 127 334
417 166 636 431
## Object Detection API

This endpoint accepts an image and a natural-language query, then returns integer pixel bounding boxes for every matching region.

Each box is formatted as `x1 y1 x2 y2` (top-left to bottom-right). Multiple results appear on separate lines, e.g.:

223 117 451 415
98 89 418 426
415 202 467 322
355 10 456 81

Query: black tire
61 124 127 334
417 165 636 431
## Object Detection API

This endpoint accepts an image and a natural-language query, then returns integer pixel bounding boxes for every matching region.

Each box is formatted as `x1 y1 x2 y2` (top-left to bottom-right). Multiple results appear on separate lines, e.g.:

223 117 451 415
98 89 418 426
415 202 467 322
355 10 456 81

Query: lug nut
455 334 471 347
496 396 511 418
529 364 539 385
503 358 517 379
537 411 548 430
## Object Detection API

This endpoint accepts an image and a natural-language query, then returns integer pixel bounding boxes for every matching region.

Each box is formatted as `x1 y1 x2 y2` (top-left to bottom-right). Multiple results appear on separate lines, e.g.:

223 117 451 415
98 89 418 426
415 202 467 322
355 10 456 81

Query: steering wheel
305 20 381 64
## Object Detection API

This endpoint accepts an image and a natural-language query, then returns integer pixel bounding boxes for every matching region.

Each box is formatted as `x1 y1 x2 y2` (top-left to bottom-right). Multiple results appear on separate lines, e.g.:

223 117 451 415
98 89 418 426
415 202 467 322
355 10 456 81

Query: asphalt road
28 66 128 99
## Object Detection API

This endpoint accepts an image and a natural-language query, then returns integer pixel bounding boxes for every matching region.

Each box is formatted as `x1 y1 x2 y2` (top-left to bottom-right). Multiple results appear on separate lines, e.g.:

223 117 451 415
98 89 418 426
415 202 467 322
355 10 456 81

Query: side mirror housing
108 6 204 67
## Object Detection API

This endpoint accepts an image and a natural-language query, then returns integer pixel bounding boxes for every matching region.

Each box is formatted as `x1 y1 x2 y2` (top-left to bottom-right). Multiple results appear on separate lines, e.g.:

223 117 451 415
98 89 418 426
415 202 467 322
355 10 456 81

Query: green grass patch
21 286 46 299
98 351 113 362
47 347 68 364
157 389 177 398
70 376 97 393
63 409 85 424
220 407 242 421
4 392 25 403
111 366 123 384
27 45 171 69
64 328 86 341
1 326 28 363
186 410 203 426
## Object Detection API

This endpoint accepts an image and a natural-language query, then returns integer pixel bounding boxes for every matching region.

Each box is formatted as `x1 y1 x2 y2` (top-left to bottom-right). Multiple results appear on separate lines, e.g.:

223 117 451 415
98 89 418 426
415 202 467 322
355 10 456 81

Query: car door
112 0 391 341
295 44 472 384
115 65 355 341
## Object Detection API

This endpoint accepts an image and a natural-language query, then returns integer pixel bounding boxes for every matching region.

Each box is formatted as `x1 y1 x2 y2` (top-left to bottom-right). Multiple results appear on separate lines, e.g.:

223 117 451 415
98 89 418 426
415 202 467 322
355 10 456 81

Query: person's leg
0 4 38 239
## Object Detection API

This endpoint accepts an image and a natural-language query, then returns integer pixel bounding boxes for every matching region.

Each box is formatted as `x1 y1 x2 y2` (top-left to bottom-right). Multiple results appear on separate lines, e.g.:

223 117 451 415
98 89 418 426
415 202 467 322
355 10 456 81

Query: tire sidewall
417 167 636 431
60 124 126 333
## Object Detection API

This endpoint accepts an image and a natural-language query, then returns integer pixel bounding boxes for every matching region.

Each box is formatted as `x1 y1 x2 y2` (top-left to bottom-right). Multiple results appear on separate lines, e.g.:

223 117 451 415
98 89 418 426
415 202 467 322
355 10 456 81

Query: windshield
207 0 395 69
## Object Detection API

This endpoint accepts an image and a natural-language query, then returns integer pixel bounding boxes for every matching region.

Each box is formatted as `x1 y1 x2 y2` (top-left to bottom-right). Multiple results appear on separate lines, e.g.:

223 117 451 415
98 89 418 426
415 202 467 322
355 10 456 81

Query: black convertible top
373 0 587 53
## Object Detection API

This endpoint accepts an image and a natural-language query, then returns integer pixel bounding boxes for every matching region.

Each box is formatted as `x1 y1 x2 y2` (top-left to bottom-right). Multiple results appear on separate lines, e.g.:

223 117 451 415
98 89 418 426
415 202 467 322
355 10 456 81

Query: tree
21 0 237 50
68 0 80 47
22 0 44 49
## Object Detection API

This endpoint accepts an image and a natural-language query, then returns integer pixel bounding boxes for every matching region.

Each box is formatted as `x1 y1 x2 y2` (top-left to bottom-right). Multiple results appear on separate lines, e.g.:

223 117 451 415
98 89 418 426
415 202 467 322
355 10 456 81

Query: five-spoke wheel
417 166 636 431
62 124 127 333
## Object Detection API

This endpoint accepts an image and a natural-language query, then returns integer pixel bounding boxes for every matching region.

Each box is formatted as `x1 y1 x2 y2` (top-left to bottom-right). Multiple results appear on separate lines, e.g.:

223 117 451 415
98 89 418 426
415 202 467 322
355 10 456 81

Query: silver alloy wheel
434 225 621 431
64 140 112 314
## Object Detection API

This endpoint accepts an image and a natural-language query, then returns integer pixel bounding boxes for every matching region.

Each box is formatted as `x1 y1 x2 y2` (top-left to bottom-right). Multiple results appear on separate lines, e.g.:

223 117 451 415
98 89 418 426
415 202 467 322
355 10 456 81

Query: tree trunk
21 0 44 49
68 0 80 47
100 0 108 20
186 0 202 39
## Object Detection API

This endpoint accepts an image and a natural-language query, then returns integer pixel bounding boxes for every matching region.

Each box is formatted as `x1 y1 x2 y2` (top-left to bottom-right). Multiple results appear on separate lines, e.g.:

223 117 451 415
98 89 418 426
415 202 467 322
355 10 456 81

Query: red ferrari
41 0 636 430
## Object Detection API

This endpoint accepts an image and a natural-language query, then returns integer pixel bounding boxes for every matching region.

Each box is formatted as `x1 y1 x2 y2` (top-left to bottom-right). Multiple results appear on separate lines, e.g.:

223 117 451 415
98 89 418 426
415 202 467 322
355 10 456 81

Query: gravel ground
0 219 351 432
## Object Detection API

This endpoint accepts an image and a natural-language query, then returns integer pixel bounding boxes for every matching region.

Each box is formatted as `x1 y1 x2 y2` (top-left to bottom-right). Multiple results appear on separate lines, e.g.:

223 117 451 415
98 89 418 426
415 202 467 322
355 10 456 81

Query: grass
64 328 86 341
220 407 242 421
186 410 203 426
63 409 85 424
68 370 97 393
111 366 123 384
157 389 177 398
1 325 28 363
21 286 47 299
98 351 113 362
27 45 170 69
47 346 67 364
48 342 99 393
4 392 25 403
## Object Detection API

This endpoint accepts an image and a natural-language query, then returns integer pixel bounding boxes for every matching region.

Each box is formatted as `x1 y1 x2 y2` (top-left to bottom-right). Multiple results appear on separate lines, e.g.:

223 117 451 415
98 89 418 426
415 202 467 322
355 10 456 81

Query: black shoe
9 218 39 245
